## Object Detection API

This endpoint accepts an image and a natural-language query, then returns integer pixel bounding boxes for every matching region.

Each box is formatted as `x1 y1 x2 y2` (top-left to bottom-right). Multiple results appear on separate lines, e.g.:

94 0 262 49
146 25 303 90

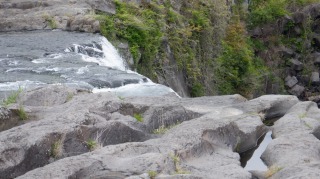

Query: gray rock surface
290 59 303 71
0 85 302 179
261 101 320 179
0 0 115 32
285 76 298 88
288 84 305 96
311 72 320 85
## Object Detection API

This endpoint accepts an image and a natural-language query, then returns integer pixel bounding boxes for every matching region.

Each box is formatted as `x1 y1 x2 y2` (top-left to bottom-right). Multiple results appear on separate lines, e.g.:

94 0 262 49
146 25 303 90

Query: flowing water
0 30 176 98
240 131 272 171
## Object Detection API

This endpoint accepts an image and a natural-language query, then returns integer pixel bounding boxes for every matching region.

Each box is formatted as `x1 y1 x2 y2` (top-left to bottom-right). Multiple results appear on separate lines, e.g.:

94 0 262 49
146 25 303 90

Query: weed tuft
17 105 28 120
134 113 143 122
86 139 97 151
2 88 22 107
148 170 157 179
50 140 62 158
265 165 283 178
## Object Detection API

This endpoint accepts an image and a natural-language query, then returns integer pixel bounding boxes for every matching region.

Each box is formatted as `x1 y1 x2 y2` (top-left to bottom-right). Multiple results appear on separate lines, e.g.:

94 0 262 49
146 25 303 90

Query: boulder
288 84 305 96
289 59 303 71
311 72 320 85
312 52 320 65
285 76 298 88
261 102 320 179
277 46 295 58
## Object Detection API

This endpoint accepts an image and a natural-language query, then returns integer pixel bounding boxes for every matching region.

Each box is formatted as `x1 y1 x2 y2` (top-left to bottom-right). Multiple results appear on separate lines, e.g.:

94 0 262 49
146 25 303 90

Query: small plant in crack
86 139 97 151
153 122 181 134
170 153 190 175
265 165 283 178
66 92 74 102
298 113 307 119
50 140 62 158
1 87 22 107
235 136 241 152
134 113 143 122
84 127 112 151
148 170 158 179
118 96 125 100
17 105 28 120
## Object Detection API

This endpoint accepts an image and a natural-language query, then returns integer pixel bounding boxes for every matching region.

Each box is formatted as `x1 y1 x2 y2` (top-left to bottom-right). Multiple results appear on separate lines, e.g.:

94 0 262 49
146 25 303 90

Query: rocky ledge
1 85 320 178
0 0 115 32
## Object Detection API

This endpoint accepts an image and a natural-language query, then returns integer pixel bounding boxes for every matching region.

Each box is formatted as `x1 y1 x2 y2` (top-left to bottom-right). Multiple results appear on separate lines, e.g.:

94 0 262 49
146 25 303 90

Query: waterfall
0 31 178 98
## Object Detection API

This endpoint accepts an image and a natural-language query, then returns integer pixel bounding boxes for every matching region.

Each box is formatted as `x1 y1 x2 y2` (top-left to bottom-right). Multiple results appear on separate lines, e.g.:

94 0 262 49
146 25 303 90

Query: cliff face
98 0 231 97
249 2 320 104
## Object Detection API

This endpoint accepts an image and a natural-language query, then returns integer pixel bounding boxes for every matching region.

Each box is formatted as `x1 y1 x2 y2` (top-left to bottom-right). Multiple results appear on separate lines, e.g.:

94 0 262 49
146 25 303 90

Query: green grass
43 14 57 29
2 88 22 107
66 92 74 102
148 171 157 179
153 123 180 134
170 153 190 175
248 0 320 27
86 139 97 151
96 0 230 97
17 105 28 120
134 113 143 122
50 140 62 158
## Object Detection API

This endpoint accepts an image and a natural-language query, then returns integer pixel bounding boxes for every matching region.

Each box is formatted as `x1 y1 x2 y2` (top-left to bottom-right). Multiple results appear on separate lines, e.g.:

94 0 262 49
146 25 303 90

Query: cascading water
0 30 177 98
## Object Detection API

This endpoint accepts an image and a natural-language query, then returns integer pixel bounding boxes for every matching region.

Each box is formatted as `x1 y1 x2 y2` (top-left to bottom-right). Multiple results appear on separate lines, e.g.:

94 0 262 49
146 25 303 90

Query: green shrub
216 17 267 97
248 0 320 27
249 0 288 27
97 0 230 97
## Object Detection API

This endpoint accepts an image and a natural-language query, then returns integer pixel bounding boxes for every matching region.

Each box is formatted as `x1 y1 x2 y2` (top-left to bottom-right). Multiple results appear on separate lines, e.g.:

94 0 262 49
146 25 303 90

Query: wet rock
285 76 298 88
288 84 305 96
289 59 303 71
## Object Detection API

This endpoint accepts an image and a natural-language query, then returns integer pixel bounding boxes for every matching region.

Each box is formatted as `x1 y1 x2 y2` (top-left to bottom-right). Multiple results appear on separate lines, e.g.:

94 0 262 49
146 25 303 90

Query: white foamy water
0 31 177 98
69 37 127 71
92 81 177 97
0 81 46 91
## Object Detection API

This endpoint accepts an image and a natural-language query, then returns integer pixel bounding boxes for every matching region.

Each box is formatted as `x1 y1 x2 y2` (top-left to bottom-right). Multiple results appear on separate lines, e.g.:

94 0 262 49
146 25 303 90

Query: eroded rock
0 86 301 179
261 102 320 179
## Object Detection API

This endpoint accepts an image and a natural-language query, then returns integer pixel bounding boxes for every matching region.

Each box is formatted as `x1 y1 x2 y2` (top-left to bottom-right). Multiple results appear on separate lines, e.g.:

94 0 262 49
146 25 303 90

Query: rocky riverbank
0 0 115 33
1 85 320 178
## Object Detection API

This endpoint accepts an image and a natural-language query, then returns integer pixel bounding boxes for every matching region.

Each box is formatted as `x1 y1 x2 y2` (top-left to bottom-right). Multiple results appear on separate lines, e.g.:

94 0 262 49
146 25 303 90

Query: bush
216 17 266 97
249 0 288 27
248 0 320 27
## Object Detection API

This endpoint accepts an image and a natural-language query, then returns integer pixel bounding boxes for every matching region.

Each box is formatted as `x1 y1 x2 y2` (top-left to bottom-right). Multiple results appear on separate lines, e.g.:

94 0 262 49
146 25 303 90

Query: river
0 30 176 99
